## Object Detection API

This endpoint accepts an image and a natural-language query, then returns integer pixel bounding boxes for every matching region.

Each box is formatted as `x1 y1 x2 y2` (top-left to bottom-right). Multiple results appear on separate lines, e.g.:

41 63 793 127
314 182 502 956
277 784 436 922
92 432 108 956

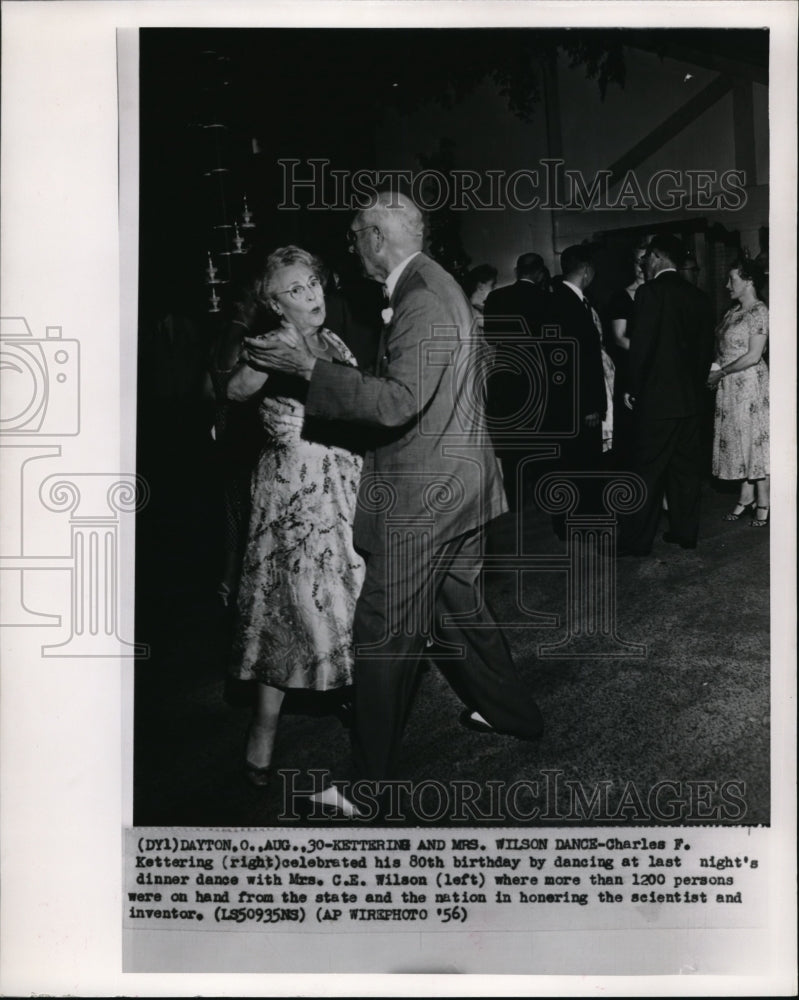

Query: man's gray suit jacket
305 253 507 554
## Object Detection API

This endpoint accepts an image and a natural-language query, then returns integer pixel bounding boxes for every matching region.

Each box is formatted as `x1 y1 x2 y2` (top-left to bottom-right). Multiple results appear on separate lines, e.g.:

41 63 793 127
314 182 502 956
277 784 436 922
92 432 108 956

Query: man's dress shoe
458 708 496 734
458 709 543 741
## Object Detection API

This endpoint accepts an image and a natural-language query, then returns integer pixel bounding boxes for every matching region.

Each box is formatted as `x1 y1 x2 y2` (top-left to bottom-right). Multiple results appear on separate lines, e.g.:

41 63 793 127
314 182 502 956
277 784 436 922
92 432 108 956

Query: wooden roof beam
629 41 768 87
607 74 734 187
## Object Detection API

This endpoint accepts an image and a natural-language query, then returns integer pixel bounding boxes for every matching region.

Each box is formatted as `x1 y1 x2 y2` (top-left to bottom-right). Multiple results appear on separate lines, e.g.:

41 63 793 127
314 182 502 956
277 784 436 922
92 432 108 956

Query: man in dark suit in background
482 253 552 509
484 252 551 335
545 244 608 538
621 233 715 555
247 192 543 796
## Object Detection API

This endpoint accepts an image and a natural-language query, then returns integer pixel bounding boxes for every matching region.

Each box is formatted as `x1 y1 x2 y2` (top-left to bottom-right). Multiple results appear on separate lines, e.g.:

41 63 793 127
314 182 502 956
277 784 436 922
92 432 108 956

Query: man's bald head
357 191 425 259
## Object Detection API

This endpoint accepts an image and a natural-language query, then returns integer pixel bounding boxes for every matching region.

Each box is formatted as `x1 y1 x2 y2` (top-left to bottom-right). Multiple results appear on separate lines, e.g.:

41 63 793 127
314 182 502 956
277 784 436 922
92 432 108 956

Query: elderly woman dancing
226 246 365 799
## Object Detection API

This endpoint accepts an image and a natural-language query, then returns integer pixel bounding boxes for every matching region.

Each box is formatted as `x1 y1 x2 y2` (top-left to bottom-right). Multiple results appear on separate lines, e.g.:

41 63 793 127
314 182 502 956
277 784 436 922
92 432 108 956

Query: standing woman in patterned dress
706 258 770 525
226 246 365 792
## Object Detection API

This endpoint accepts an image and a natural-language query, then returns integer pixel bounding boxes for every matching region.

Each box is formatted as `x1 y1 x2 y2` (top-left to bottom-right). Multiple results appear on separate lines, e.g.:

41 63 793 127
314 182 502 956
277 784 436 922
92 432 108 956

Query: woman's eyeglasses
274 275 323 301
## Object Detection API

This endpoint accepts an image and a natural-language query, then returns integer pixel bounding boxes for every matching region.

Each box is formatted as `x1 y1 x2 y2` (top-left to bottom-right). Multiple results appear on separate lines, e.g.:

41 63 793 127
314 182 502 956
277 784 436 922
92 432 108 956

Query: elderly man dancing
246 192 542 796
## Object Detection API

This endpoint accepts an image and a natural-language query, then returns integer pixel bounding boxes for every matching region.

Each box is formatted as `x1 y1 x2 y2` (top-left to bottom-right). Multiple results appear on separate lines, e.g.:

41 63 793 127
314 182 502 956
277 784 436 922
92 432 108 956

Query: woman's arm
210 318 269 402
213 320 248 372
611 318 630 351
226 352 269 401
706 324 768 387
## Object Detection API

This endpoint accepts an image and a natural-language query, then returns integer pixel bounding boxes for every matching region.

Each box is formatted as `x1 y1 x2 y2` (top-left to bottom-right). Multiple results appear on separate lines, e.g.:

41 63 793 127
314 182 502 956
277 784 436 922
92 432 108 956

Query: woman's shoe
723 501 755 521
244 721 275 787
750 506 769 527
244 760 272 787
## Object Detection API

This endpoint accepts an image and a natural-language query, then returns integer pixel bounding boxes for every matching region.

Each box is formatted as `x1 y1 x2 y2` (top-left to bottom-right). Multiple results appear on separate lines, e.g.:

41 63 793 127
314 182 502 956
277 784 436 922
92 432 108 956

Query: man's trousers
352 526 543 781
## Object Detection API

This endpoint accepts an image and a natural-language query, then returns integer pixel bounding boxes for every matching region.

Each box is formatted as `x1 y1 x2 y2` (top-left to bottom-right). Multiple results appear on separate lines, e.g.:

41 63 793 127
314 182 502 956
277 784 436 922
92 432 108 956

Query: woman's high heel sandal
245 760 272 787
244 722 275 787
750 506 769 527
723 501 755 521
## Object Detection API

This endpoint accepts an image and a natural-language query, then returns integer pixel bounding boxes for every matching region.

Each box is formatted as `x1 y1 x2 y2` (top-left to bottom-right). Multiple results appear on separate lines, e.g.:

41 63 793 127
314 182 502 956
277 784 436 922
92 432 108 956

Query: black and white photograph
134 26 772 828
0 0 796 994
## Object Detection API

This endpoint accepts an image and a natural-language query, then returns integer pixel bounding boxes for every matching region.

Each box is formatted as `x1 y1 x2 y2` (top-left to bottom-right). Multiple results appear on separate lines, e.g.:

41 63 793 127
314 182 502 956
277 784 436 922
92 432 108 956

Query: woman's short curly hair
255 245 324 308
729 257 766 296
462 264 498 298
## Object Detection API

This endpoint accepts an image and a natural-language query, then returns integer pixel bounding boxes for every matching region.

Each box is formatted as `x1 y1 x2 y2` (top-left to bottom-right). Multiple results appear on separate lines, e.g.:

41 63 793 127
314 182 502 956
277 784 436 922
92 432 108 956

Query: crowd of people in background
143 198 769 816
464 236 769 550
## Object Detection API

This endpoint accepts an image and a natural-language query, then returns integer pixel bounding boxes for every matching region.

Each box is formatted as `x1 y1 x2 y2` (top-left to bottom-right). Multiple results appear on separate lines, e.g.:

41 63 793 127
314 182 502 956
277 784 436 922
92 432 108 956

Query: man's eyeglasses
347 225 377 250
273 275 323 301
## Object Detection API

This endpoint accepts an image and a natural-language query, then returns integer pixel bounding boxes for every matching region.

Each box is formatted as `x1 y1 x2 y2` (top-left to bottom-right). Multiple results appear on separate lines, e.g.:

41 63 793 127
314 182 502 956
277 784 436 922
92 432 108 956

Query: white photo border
1 1 796 996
